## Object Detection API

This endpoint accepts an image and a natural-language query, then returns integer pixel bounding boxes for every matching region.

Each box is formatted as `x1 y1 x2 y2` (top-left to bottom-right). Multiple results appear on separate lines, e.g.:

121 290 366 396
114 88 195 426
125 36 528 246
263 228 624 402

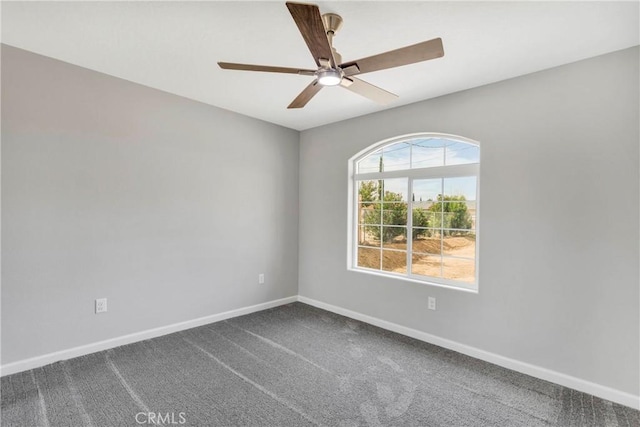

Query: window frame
348 133 480 293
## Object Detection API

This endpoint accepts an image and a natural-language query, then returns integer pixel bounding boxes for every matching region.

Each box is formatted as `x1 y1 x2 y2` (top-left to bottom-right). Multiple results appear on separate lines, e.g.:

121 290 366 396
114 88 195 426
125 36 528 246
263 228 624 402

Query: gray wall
299 47 639 395
1 45 300 364
2 42 638 397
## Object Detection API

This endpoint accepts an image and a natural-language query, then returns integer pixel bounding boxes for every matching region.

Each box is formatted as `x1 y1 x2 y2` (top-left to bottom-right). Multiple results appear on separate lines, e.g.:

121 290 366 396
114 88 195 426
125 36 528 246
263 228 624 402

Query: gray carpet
2 302 638 426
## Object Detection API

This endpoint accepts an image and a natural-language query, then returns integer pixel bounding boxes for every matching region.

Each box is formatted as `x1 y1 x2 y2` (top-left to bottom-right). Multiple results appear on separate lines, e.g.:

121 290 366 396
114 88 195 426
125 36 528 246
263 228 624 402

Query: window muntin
351 135 479 291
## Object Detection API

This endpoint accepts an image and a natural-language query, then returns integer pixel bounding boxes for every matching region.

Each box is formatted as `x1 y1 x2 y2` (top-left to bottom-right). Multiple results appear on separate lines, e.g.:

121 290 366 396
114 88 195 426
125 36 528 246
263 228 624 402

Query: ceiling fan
218 2 444 109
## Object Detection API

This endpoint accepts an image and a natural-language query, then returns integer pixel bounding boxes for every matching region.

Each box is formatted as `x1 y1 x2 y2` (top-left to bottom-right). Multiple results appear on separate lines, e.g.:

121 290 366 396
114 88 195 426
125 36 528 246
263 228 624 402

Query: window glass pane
382 250 407 274
443 176 477 201
358 226 380 247
442 231 476 257
382 178 407 202
381 142 411 172
357 180 380 203
442 257 475 283
382 202 407 225
412 179 441 204
442 202 474 230
357 150 382 174
412 229 441 255
382 226 407 249
359 203 380 225
411 138 444 168
358 247 381 270
411 253 442 277
445 141 479 166
412 208 438 228
466 201 477 230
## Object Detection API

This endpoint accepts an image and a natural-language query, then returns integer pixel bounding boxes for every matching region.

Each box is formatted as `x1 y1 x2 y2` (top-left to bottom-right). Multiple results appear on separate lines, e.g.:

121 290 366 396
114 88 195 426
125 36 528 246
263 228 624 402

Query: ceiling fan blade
340 38 444 75
288 79 323 109
340 77 398 105
286 2 336 68
218 62 315 76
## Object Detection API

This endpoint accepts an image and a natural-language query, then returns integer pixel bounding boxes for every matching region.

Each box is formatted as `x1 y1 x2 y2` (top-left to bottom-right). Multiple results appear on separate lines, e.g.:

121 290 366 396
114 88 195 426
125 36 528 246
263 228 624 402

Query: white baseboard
297 296 640 410
0 296 297 377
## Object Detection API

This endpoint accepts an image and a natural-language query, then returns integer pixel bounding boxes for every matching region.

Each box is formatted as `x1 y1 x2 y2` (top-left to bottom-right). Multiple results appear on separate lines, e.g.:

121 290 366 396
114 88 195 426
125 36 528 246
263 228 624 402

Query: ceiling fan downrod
321 13 343 65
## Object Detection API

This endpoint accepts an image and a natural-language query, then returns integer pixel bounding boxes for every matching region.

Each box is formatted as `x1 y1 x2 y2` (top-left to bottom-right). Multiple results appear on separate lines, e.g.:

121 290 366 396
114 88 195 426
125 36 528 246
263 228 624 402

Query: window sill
347 267 479 293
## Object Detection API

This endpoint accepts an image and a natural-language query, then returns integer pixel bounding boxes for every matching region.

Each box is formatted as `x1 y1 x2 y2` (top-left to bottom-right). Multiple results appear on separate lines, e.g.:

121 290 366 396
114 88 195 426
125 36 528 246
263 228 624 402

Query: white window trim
347 132 480 293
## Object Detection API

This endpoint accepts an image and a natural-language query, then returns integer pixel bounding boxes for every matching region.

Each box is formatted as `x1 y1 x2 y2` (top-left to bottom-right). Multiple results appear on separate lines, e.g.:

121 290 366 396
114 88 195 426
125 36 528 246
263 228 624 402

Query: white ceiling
2 1 638 131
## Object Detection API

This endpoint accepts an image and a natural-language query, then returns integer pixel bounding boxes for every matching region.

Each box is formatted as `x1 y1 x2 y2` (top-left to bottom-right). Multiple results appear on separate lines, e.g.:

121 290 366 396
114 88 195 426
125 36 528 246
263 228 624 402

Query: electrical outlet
95 298 107 314
258 273 265 284
428 297 436 311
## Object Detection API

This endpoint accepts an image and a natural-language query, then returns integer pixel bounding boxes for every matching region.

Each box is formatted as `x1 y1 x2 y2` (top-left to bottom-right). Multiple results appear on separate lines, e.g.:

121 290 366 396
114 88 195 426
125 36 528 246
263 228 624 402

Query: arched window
348 133 480 291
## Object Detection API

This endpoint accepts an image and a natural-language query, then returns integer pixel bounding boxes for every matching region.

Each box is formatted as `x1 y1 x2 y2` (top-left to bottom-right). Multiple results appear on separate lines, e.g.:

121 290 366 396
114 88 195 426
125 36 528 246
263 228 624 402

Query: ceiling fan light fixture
317 69 342 86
